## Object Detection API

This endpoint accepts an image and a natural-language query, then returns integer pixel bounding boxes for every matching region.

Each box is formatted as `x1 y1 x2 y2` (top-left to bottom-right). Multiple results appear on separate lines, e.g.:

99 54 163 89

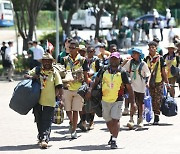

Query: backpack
160 86 178 117
90 66 108 117
9 67 41 115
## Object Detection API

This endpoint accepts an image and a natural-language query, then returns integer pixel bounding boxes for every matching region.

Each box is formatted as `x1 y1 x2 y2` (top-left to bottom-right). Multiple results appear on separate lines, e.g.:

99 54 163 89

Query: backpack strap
138 61 145 80
35 66 41 75
129 59 133 73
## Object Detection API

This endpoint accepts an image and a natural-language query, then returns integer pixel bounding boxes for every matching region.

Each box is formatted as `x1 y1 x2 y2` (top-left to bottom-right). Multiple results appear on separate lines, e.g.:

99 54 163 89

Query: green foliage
14 55 29 73
38 28 63 47
36 11 56 29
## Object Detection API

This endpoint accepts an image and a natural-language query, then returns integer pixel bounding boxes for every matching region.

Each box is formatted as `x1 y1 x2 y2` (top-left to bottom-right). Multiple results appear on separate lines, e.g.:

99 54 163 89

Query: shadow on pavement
59 144 124 151
0 144 39 151
144 123 173 126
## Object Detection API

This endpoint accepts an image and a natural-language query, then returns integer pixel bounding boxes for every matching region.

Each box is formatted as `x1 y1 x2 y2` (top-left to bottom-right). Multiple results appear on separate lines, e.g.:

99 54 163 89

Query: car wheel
90 24 96 30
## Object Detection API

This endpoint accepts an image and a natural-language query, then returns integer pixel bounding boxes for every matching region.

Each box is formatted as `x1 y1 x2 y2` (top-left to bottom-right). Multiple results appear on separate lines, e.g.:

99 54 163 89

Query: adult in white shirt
123 48 150 129
121 16 129 27
159 18 164 41
153 9 159 19
106 29 112 50
92 38 101 56
32 41 44 67
5 41 17 82
166 8 171 28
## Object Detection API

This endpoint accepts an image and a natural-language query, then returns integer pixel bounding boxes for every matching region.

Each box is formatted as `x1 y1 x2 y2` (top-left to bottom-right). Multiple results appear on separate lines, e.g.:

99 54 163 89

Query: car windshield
3 3 12 10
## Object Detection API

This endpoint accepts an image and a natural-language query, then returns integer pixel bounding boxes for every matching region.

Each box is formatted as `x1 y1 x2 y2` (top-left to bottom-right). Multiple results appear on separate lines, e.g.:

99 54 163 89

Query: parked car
129 14 176 28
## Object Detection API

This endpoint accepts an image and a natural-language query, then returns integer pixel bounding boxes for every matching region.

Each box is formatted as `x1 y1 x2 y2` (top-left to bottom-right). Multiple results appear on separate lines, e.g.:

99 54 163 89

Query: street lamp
56 0 59 60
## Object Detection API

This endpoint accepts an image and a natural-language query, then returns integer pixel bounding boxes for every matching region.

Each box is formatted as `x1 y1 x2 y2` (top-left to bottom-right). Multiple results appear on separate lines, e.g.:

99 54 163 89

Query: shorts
134 91 144 105
145 30 149 35
102 100 123 122
63 90 83 111
168 77 176 85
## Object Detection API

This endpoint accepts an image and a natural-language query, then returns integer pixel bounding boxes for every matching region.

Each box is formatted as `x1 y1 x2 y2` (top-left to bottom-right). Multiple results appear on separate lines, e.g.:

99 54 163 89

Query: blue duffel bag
160 86 178 117
9 79 41 115
143 88 153 122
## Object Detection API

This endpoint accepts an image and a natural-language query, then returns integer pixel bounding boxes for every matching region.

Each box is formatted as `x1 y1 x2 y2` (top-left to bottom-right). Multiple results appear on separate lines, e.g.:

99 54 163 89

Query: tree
90 0 107 38
11 0 45 50
50 0 88 37
110 0 121 28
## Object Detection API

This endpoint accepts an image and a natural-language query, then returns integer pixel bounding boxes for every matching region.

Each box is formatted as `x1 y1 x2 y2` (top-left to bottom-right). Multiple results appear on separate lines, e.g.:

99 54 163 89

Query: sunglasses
87 50 94 53
69 47 76 50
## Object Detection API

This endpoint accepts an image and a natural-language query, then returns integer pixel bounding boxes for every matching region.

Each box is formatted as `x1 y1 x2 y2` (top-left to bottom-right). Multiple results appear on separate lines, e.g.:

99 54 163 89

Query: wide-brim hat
42 53 55 62
128 48 144 59
79 44 87 52
165 43 178 50
171 65 180 77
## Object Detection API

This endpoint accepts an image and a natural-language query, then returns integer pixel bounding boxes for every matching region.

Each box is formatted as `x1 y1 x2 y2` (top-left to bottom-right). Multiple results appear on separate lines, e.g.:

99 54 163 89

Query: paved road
0 28 180 56
0 80 180 154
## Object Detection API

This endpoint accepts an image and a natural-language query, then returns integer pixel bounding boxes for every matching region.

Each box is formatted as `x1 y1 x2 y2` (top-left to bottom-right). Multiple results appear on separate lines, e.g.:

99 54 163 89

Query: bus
0 0 14 27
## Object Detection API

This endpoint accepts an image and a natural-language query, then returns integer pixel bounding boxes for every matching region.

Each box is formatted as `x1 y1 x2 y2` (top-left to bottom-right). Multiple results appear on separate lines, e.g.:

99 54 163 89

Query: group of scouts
24 37 179 149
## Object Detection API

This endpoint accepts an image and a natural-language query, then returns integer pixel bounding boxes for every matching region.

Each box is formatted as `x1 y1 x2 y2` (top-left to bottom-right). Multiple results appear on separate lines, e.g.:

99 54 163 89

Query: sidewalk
0 80 180 154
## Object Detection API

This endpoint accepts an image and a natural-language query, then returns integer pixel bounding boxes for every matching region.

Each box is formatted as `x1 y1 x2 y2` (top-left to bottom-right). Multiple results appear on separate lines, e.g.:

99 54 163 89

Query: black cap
153 37 160 43
148 41 158 47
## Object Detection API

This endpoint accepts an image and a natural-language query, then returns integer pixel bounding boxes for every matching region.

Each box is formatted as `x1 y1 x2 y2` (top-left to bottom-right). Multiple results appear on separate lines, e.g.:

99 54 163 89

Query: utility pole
56 0 59 60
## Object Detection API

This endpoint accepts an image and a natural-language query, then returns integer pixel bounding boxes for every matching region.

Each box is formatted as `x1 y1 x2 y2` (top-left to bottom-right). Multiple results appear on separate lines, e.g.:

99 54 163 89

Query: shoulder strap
129 59 133 72
35 66 41 75
176 56 179 67
138 61 145 80
79 56 85 66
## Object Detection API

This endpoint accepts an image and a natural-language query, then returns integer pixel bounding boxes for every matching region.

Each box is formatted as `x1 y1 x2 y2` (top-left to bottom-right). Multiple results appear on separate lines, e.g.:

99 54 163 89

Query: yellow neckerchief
147 53 162 83
66 54 83 71
40 67 54 88
147 53 160 72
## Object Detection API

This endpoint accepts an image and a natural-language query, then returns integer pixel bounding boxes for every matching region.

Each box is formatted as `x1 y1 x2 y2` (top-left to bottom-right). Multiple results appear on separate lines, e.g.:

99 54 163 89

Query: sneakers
111 140 118 149
137 118 144 128
71 131 78 139
9 79 14 82
40 140 48 149
153 115 159 125
122 108 130 116
69 122 73 133
78 121 87 132
127 120 134 129
87 121 94 130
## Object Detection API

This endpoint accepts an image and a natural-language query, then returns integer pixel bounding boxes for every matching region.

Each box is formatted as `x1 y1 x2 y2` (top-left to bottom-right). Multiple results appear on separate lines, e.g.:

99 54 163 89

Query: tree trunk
112 9 118 28
23 38 29 51
95 15 101 38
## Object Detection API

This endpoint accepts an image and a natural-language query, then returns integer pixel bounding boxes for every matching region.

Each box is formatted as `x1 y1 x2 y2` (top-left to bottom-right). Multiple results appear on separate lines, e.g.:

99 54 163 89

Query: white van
71 7 112 30
0 0 14 27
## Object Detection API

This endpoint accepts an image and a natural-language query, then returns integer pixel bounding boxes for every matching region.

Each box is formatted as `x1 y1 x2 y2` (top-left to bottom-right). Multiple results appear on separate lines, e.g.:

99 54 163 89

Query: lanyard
109 67 117 88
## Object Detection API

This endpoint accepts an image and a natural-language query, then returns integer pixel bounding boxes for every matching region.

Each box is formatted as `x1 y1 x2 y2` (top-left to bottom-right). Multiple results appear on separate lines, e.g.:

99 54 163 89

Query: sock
130 116 134 121
90 113 95 122
81 114 86 121
112 137 117 141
